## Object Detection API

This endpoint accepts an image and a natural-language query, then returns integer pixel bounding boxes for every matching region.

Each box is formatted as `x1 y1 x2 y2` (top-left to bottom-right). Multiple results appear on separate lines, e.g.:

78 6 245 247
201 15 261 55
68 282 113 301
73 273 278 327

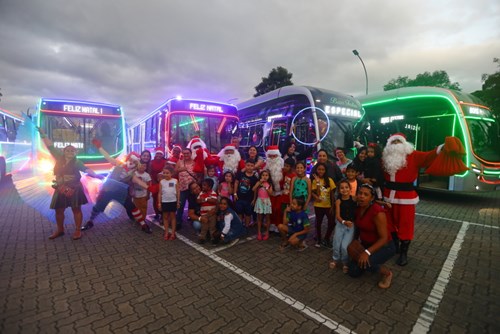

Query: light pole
352 49 368 95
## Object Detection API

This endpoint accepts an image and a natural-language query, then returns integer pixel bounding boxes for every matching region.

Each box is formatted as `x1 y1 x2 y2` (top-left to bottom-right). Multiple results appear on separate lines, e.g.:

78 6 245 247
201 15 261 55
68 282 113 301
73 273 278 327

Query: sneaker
141 224 152 234
314 242 321 248
81 221 94 231
263 233 269 241
298 242 308 252
257 233 262 241
164 233 170 241
378 271 393 289
169 233 176 241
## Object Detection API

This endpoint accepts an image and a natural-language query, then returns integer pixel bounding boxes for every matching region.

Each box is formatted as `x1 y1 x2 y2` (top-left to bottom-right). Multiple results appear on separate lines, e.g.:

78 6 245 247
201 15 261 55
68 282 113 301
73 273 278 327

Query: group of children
128 143 386 274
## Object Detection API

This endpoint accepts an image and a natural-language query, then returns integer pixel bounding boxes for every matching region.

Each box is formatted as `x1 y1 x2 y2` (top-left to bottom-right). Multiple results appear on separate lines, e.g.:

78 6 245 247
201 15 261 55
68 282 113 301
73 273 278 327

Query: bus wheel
0 157 6 184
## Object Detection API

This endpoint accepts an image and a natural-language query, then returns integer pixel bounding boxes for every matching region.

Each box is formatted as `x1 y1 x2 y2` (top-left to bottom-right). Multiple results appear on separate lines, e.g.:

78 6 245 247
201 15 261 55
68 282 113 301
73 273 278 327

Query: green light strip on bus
363 94 470 177
483 170 500 175
464 116 496 122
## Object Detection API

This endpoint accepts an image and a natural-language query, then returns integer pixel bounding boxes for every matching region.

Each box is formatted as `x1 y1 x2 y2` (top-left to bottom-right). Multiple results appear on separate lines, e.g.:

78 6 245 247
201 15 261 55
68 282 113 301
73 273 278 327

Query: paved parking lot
0 176 499 333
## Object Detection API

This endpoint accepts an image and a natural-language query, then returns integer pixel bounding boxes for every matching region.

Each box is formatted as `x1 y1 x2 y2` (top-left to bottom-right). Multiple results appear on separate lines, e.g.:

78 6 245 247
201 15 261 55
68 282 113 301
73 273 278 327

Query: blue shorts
235 200 253 216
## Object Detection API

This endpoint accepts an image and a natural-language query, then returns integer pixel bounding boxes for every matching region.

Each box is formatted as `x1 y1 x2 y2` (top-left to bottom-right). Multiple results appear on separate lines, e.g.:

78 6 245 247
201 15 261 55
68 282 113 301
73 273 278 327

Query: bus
128 97 239 155
236 86 363 160
35 98 127 173
355 87 500 192
0 107 32 182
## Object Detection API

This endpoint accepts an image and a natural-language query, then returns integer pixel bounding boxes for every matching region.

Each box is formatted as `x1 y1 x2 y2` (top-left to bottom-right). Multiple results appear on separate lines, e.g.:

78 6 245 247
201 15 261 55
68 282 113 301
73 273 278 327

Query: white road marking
416 213 499 229
152 221 355 333
411 221 470 333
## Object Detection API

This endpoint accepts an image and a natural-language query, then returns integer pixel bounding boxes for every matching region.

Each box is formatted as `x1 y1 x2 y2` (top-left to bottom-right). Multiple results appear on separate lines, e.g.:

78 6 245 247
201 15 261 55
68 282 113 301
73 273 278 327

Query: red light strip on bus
217 117 227 134
190 114 200 132
40 109 122 118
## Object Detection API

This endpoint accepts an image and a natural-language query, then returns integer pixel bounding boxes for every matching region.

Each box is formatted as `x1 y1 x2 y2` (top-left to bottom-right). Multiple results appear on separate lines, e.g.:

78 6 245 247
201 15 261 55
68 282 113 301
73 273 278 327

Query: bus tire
0 157 6 184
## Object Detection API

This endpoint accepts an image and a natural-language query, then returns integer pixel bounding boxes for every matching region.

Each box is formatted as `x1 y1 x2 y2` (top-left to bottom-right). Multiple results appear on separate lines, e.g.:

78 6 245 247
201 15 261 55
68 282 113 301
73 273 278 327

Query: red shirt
355 203 392 246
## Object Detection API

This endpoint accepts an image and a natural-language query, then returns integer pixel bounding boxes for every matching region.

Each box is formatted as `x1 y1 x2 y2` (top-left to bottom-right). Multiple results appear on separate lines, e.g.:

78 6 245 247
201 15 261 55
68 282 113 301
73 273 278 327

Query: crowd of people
40 128 465 289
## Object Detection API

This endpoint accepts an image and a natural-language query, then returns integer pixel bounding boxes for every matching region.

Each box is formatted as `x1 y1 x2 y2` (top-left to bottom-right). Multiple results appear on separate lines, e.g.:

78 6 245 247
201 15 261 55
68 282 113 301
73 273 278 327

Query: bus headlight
472 168 481 174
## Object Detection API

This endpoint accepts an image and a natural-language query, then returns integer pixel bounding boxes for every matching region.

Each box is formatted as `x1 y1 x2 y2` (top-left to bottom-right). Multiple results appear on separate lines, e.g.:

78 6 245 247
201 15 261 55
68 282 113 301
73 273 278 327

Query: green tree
254 66 293 97
383 70 461 91
472 58 500 119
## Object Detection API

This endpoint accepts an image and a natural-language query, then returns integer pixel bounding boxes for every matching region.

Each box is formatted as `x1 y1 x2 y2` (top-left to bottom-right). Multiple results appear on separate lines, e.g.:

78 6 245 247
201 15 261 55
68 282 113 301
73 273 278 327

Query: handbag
347 239 365 262
58 184 75 198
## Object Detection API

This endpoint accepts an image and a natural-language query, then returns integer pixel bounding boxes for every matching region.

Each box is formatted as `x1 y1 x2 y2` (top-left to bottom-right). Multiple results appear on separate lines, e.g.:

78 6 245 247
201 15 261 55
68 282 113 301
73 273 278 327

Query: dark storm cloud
1 0 499 122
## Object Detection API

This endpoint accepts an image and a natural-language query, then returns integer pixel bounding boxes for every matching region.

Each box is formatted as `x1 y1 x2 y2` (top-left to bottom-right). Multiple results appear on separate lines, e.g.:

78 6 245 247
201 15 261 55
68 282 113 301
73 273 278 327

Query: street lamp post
352 49 368 95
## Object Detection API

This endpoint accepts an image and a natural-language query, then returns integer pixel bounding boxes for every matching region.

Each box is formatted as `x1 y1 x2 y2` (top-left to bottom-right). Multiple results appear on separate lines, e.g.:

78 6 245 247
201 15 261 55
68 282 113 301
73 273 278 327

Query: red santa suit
187 136 209 174
382 133 438 240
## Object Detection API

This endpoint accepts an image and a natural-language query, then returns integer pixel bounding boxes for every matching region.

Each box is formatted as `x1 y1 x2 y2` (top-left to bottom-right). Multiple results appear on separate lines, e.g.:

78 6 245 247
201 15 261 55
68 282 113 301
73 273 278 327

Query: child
278 197 310 251
217 197 246 245
330 179 357 273
345 163 359 197
158 166 179 240
277 158 296 227
133 163 152 221
252 170 273 240
197 178 218 244
218 171 234 200
362 144 384 200
234 160 259 227
311 162 336 248
206 165 219 192
289 161 311 206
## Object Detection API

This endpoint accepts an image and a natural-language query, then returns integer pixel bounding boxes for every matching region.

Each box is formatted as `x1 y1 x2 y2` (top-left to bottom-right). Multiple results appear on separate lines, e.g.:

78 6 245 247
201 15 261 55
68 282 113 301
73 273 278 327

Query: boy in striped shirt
197 178 218 244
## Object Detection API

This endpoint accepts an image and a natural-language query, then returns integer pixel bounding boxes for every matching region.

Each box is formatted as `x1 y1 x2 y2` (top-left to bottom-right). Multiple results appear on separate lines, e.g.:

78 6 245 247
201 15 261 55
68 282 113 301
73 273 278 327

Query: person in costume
218 144 241 175
150 147 167 221
81 139 152 233
38 127 104 240
187 136 209 178
265 145 284 233
382 133 467 266
166 145 182 166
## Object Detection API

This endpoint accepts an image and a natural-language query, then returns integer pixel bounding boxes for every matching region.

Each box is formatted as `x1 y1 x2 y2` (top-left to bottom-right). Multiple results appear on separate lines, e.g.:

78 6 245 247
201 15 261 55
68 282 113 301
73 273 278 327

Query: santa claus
187 136 209 174
218 144 241 174
166 145 182 165
382 132 468 266
265 145 284 232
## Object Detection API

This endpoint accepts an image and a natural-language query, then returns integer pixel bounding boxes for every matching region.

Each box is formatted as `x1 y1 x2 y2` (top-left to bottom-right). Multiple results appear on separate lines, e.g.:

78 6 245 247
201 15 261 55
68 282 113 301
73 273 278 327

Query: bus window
0 116 7 141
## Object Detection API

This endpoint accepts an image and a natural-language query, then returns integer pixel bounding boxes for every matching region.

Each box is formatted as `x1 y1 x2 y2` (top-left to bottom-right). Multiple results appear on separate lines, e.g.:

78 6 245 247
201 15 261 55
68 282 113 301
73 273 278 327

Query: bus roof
357 86 488 108
0 107 23 122
237 85 361 110
40 97 121 108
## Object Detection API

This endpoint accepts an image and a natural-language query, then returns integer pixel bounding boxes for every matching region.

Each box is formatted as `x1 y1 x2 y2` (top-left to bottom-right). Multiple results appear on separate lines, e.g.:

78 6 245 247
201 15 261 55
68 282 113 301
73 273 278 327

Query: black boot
396 240 410 266
391 232 400 254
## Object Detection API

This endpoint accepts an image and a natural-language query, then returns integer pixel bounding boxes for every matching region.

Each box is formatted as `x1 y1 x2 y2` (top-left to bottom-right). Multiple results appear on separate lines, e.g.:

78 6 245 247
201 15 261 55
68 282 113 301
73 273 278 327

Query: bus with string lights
236 86 364 162
35 98 127 173
355 87 500 192
0 107 32 182
128 97 239 156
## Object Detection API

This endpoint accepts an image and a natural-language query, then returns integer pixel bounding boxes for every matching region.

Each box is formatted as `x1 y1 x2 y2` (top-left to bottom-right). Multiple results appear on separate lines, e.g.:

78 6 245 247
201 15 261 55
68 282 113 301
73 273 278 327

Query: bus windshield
41 114 124 156
467 118 500 162
169 113 238 154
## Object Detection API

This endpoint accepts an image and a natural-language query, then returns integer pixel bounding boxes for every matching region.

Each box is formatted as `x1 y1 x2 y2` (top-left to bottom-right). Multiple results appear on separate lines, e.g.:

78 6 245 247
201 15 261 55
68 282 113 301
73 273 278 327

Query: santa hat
187 136 207 150
172 144 182 152
154 147 164 156
217 144 236 158
127 152 141 162
387 133 407 145
266 145 281 156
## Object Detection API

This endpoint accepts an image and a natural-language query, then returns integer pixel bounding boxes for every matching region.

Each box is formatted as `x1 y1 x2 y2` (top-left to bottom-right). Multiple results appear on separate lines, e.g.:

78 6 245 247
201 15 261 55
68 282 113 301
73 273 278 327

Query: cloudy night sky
1 0 499 123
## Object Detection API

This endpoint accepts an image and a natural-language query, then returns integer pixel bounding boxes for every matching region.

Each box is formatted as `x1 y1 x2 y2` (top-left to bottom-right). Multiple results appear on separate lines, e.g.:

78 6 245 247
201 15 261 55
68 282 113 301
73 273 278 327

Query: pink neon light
190 114 200 132
41 109 121 118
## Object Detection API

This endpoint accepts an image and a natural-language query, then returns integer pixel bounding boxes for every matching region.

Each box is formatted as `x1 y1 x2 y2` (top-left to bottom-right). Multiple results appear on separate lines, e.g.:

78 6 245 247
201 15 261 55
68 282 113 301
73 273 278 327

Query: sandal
342 265 349 274
164 233 170 241
169 233 176 240
48 231 65 240
329 261 337 270
378 271 393 289
279 242 289 251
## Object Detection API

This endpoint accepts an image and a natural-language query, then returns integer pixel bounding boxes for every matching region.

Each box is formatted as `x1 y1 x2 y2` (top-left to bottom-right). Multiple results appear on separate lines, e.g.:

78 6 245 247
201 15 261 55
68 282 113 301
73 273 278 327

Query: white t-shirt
160 178 178 203
134 171 152 198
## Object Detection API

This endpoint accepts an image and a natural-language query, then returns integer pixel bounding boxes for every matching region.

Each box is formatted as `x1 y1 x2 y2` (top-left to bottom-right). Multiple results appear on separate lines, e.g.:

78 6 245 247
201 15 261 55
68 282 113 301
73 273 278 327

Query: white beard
266 157 284 192
382 142 414 176
221 153 240 173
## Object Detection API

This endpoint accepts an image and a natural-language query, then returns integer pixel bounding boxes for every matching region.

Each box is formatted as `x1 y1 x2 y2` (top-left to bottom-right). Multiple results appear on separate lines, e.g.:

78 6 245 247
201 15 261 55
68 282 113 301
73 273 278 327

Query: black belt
385 181 415 191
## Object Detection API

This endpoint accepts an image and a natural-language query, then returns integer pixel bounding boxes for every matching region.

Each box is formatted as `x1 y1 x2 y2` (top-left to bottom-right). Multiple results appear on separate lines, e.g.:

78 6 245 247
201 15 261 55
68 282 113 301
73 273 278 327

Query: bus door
266 118 289 152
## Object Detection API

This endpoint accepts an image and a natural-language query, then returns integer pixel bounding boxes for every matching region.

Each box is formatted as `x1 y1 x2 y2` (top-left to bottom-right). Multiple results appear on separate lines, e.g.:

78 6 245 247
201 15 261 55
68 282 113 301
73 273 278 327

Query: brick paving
0 176 499 333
